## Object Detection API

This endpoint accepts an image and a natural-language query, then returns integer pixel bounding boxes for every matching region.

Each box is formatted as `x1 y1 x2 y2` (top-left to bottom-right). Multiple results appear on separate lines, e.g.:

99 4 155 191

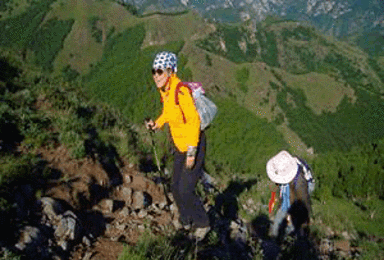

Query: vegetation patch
88 16 103 43
141 11 214 49
197 23 259 63
312 140 384 200
85 24 185 123
277 85 384 153
282 71 355 114
0 0 11 12
356 28 384 57
28 18 74 71
235 66 250 93
205 98 288 177
0 0 30 19
0 0 55 47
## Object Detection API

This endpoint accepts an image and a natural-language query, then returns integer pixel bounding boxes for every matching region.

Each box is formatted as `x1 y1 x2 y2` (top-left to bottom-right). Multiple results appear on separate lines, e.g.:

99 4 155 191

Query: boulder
39 197 64 222
54 210 81 251
132 191 152 210
122 187 132 204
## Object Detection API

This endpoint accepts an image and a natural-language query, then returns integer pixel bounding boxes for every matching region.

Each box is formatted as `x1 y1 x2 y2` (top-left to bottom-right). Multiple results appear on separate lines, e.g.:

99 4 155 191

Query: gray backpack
296 157 315 194
175 82 217 130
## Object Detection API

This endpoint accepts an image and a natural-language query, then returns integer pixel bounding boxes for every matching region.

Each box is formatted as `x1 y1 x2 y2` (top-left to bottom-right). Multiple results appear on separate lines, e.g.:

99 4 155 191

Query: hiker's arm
178 87 200 148
154 110 166 129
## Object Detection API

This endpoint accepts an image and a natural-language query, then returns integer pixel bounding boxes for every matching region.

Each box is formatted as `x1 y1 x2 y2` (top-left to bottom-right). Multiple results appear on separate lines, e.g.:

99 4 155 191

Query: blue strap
280 184 290 212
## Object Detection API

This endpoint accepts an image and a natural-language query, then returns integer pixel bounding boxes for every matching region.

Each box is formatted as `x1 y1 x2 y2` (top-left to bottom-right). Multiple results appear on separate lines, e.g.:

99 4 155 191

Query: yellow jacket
155 75 201 152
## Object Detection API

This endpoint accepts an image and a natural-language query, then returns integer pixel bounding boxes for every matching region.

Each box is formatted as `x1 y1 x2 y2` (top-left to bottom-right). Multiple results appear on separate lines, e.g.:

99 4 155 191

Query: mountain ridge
118 0 384 49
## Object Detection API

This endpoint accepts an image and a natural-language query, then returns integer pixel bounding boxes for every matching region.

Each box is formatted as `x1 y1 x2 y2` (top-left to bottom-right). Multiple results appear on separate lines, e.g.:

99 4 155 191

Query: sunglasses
151 68 164 75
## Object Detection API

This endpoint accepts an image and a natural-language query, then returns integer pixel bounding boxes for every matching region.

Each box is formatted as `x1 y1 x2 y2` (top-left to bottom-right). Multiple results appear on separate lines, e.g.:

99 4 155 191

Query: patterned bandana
152 51 178 72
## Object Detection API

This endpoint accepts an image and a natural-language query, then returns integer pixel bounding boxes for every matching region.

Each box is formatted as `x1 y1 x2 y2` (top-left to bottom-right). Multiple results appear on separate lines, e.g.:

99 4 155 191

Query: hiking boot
194 227 210 242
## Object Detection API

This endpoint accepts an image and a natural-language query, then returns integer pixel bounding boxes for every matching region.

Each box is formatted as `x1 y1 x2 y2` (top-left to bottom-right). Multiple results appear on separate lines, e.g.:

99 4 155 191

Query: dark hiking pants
172 131 210 228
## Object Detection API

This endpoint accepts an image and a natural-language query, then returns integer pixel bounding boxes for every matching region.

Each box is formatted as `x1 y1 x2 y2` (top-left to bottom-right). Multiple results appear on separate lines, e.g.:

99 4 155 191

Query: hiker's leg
270 207 288 238
188 131 209 227
171 133 209 228
193 131 206 178
290 174 311 237
171 150 189 225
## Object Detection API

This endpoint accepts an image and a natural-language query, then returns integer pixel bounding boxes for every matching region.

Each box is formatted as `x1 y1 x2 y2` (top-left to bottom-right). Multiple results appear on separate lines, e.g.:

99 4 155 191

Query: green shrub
0 0 11 12
256 29 279 67
205 54 212 66
0 0 55 47
119 232 194 260
356 28 384 57
235 66 250 93
312 140 384 199
62 65 80 82
89 16 103 43
27 18 74 71
205 98 288 177
0 248 22 260
368 57 384 86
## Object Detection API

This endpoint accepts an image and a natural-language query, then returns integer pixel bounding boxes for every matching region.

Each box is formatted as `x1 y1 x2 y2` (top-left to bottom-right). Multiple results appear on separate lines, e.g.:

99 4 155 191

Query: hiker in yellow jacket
146 51 210 241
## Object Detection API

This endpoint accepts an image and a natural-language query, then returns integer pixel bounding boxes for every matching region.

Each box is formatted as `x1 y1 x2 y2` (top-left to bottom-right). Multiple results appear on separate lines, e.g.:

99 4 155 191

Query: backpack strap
175 82 192 105
175 82 192 124
295 157 313 182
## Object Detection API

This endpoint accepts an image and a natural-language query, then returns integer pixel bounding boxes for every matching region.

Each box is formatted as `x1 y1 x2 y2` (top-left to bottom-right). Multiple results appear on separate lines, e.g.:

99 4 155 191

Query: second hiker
266 150 314 241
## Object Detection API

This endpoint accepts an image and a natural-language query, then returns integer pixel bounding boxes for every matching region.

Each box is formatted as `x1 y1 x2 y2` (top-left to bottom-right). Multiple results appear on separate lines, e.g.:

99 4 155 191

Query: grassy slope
197 20 384 154
29 0 357 156
48 0 138 74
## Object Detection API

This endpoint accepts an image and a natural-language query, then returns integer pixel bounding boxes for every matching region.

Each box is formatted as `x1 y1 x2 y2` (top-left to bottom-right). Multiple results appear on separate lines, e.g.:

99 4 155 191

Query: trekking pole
144 118 161 172
149 129 161 173
145 118 172 207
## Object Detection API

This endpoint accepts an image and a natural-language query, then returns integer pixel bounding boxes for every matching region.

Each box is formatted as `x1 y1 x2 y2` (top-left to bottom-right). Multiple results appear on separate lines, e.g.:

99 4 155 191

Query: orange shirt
155 75 200 152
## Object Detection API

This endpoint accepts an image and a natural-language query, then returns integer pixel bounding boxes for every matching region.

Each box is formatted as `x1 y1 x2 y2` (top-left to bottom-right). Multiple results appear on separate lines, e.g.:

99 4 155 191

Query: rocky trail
7 144 362 260
12 145 176 260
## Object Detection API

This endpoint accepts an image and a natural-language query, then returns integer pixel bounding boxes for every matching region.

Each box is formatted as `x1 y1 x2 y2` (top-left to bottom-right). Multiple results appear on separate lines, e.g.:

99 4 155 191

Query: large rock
122 187 133 204
39 197 64 223
132 191 152 210
15 226 44 251
15 226 50 258
17 197 84 256
132 191 145 210
54 210 82 251
99 199 114 214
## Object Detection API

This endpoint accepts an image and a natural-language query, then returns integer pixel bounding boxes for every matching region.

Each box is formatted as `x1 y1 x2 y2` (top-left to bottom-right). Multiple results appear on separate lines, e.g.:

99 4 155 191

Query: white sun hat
266 150 298 184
